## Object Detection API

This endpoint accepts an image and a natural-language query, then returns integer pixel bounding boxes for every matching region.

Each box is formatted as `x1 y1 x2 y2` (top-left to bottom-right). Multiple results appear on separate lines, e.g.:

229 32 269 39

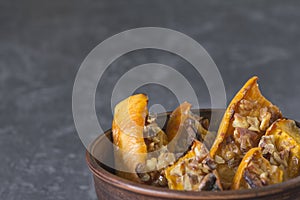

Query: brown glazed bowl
86 109 300 200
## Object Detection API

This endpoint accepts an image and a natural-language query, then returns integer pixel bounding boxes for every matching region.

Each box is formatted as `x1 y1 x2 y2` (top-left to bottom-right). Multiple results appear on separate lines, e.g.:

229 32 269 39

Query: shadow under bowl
86 109 300 200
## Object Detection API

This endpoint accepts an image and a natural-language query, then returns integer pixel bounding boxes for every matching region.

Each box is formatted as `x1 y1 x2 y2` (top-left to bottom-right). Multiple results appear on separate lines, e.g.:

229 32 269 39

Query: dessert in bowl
86 76 300 200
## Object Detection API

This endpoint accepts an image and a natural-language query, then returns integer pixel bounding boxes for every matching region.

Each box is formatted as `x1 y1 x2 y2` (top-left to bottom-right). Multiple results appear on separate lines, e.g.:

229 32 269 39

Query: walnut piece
259 107 272 131
247 116 260 132
232 114 249 129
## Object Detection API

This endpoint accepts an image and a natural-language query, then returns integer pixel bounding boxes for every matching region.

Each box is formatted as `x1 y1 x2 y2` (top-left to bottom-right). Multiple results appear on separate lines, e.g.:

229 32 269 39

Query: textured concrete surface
1 0 300 199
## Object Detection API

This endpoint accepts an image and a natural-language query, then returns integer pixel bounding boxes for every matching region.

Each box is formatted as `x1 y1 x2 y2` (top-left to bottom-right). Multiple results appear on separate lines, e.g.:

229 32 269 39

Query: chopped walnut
201 164 210 174
144 122 168 152
259 135 275 152
232 113 249 129
247 116 260 132
263 143 275 155
234 128 258 153
146 158 157 171
259 107 271 131
225 151 235 161
187 112 210 139
259 135 290 168
219 136 241 168
215 155 225 164
239 99 255 111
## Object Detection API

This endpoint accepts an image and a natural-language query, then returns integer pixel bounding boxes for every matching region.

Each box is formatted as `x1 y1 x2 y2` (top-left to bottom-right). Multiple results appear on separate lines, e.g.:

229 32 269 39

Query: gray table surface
1 0 300 199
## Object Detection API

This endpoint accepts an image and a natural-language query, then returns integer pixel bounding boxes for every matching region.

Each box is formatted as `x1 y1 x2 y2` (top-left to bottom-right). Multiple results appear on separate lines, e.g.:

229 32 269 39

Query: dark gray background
1 0 300 199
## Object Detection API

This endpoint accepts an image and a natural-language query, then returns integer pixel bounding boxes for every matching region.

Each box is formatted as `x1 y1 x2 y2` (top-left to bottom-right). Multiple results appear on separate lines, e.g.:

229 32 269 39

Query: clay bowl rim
86 109 300 199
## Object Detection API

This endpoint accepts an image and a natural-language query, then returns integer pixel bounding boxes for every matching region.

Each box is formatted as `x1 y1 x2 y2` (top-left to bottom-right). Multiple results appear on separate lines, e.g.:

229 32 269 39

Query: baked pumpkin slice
259 119 300 180
112 94 149 182
166 102 210 156
210 76 282 189
165 140 223 191
113 94 174 186
232 147 283 190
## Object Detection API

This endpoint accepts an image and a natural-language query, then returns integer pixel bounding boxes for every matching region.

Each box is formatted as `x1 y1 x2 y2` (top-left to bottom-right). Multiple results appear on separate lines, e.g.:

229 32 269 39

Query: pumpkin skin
210 76 282 189
232 147 283 190
112 94 148 182
259 119 300 180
